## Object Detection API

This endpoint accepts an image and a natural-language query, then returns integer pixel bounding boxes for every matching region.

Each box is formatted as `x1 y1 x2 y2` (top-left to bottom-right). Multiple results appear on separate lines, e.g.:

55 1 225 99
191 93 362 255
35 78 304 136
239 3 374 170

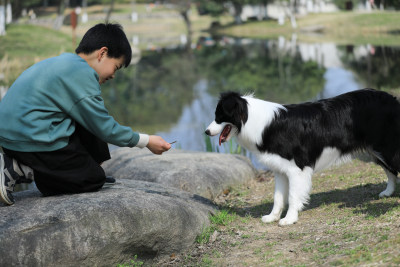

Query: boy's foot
102 176 116 189
0 153 16 205
0 153 34 205
105 176 116 184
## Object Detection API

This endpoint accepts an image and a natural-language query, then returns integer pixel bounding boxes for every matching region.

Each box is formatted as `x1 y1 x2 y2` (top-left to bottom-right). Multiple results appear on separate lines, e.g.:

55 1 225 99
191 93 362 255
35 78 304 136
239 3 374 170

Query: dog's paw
261 214 279 223
278 216 297 226
379 190 393 198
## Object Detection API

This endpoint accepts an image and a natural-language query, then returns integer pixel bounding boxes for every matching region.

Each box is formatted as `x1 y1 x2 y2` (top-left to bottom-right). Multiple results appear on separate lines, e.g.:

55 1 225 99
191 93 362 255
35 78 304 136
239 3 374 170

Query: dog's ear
220 92 241 116
235 97 248 124
221 97 237 117
219 92 248 124
238 101 248 123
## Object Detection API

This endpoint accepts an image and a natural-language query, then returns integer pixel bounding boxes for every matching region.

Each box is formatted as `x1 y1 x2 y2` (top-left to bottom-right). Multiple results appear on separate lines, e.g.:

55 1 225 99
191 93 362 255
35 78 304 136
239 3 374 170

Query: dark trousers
3 124 111 196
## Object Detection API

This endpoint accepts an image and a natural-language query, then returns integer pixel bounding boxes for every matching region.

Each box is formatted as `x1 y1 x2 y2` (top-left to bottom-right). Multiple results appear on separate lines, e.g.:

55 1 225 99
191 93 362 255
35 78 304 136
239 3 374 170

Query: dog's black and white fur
205 89 400 225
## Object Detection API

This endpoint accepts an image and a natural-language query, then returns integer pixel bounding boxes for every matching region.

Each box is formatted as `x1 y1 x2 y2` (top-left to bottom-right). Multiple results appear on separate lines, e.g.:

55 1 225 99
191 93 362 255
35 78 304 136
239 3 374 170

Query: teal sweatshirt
0 53 148 152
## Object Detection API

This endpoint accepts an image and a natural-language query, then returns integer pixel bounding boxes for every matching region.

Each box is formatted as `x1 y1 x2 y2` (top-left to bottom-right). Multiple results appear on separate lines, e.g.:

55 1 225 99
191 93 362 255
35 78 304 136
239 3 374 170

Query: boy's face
96 53 125 85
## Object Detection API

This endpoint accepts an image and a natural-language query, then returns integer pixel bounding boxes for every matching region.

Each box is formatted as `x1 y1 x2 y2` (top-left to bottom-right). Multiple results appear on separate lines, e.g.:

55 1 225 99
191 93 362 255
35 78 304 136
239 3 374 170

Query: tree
198 0 273 24
165 0 193 51
196 0 226 17
231 0 245 24
54 0 68 30
10 0 22 20
105 0 115 23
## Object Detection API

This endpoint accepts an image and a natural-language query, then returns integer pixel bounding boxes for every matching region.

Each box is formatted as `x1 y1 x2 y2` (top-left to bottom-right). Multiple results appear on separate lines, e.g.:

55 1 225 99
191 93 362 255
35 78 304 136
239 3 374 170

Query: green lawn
0 24 74 86
0 24 74 61
216 11 400 46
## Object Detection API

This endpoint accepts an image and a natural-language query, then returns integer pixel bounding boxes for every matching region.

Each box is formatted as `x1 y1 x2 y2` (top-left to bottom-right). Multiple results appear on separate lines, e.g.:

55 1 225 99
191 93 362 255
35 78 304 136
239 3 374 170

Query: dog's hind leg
379 168 397 198
262 173 288 223
279 167 313 226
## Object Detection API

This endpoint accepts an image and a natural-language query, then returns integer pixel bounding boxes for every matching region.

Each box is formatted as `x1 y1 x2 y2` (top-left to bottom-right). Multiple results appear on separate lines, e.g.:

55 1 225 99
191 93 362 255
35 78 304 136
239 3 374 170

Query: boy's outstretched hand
146 135 171 155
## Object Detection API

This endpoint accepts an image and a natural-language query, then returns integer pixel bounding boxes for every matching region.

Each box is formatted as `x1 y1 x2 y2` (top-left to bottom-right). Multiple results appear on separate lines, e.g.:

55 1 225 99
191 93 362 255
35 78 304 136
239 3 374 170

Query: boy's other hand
146 135 171 155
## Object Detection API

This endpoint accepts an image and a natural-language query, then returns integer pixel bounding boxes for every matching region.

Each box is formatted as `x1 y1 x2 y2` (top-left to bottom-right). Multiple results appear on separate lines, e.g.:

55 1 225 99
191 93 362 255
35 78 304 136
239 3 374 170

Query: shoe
105 176 116 184
0 153 15 205
0 153 34 205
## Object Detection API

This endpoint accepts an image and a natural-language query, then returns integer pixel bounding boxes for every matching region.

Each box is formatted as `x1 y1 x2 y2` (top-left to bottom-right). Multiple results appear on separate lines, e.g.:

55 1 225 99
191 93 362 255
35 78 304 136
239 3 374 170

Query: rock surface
103 148 258 199
0 180 215 266
0 148 257 266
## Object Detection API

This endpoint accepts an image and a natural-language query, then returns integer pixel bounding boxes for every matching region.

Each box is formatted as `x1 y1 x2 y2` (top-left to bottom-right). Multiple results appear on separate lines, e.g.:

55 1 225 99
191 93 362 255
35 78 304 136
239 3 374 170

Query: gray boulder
103 148 257 199
0 149 257 266
0 179 215 266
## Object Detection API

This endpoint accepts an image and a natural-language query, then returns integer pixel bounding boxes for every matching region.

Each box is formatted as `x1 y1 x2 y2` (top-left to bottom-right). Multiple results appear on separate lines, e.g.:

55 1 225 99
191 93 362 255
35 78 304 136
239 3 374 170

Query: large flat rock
0 179 215 266
0 149 257 266
103 148 257 199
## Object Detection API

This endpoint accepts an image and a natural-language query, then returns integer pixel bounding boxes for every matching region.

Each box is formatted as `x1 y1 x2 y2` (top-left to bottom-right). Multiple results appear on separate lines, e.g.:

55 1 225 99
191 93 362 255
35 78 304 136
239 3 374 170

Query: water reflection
344 45 400 89
157 79 216 152
319 68 360 99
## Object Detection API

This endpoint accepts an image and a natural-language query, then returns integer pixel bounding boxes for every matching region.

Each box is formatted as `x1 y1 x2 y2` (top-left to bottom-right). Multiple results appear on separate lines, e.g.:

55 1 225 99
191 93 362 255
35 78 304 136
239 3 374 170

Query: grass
61 3 233 51
0 24 74 62
215 11 400 46
156 160 400 266
196 210 238 245
0 24 74 86
204 134 247 156
117 255 144 267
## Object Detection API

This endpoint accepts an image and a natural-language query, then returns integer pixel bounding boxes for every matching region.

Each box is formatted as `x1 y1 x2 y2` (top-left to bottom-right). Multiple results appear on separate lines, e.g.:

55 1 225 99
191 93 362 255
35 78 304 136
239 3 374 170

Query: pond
101 35 400 168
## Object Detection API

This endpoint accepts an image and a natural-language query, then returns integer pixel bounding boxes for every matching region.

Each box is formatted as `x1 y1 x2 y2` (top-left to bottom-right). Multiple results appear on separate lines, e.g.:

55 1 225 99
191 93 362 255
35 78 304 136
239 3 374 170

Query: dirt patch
155 160 400 266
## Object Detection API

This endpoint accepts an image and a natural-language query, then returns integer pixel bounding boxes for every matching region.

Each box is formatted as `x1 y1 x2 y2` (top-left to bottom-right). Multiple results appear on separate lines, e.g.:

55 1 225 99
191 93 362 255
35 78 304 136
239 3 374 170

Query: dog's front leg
262 173 288 223
279 167 313 226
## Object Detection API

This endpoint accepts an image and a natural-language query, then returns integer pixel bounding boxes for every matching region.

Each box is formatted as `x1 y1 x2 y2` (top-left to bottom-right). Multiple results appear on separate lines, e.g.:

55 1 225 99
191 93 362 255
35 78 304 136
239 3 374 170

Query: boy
0 23 171 205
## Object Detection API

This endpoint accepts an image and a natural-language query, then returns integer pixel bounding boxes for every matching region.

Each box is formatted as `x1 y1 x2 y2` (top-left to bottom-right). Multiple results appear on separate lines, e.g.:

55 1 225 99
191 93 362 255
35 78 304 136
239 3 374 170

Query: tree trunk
233 3 242 24
180 9 192 52
105 0 115 23
54 0 67 30
11 0 22 20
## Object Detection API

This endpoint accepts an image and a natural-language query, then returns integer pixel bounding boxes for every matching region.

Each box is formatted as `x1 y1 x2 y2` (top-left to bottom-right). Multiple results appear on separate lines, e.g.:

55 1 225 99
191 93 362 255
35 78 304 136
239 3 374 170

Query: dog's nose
205 129 211 136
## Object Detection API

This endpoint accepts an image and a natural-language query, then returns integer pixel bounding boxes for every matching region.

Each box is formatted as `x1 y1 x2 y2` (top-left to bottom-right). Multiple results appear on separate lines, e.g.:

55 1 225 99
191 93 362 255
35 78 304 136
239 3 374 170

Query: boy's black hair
75 23 132 67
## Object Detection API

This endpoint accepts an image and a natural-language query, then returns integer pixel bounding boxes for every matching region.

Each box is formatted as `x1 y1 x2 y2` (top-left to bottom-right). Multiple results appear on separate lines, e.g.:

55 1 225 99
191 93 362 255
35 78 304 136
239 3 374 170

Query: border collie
205 89 400 225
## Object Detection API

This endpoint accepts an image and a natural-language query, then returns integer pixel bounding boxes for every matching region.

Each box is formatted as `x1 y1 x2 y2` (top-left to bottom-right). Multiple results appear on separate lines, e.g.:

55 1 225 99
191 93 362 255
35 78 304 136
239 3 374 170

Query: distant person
0 23 171 205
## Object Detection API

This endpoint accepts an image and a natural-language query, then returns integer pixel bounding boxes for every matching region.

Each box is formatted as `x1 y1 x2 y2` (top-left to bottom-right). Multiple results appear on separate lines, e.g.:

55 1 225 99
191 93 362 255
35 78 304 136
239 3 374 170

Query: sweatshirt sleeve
68 95 149 148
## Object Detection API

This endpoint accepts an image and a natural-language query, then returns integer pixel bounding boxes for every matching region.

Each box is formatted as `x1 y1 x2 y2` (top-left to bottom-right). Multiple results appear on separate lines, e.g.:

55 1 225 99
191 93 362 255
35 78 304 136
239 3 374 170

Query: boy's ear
97 47 109 61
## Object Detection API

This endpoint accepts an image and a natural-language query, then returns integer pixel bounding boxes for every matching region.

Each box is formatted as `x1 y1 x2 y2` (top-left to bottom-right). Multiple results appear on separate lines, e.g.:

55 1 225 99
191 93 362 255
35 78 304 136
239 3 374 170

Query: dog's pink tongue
219 125 231 146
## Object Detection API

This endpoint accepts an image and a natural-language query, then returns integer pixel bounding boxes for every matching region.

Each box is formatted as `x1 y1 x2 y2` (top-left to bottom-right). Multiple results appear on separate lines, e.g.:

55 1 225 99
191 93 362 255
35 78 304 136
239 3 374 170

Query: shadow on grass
221 182 400 219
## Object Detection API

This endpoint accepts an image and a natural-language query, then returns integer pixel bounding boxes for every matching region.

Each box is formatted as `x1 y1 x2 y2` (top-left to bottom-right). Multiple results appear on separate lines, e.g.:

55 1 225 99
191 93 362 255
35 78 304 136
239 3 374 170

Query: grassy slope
216 11 400 46
0 24 74 85
0 24 74 61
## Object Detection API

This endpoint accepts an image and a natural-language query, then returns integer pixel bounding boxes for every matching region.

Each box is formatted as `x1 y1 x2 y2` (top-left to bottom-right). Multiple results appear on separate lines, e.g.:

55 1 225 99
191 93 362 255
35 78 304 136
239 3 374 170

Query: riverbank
214 11 400 46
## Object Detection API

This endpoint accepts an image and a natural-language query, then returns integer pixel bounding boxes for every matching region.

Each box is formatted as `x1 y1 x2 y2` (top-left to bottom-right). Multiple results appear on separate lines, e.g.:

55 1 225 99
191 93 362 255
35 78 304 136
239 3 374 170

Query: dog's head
205 91 248 145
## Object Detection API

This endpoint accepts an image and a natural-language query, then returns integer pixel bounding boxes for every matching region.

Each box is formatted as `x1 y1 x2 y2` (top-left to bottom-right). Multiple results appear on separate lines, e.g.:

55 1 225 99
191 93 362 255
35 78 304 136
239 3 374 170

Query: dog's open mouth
219 125 232 145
